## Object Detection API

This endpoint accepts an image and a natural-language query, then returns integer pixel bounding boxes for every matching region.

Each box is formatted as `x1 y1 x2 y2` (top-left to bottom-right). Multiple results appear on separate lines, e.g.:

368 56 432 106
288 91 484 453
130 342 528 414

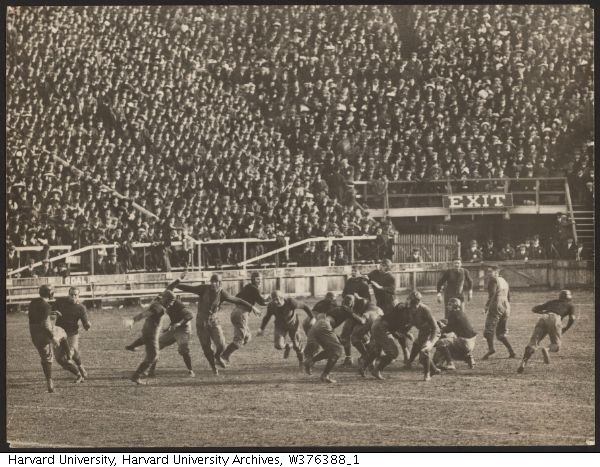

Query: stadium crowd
6 5 594 273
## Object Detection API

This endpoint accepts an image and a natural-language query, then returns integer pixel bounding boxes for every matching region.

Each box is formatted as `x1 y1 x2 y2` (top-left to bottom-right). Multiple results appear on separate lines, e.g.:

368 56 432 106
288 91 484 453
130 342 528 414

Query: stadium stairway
572 207 594 254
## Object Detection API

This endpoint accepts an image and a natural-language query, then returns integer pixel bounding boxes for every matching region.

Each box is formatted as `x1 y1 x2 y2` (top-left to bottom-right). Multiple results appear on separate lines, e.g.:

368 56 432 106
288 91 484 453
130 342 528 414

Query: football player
434 298 477 370
482 266 515 360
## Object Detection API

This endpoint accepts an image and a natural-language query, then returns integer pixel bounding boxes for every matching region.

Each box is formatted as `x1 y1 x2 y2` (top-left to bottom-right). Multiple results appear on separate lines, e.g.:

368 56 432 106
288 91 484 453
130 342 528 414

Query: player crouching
434 298 477 370
517 290 576 374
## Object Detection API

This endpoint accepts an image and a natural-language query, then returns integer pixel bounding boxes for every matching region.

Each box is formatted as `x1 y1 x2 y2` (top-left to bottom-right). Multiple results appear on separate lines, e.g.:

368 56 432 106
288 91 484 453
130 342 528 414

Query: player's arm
484 278 497 312
258 305 275 334
133 303 160 323
562 306 576 334
168 280 206 295
532 301 551 314
42 302 55 339
223 290 259 315
423 306 439 345
170 305 193 329
289 298 314 319
436 270 448 296
80 306 91 331
251 287 269 307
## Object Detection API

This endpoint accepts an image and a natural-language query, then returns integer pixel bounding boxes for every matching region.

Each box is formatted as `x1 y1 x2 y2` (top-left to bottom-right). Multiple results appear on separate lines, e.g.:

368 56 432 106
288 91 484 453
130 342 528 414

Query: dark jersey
28 297 53 339
166 299 193 325
236 283 268 307
325 305 356 329
532 299 575 319
343 277 371 301
437 268 473 297
368 270 396 311
173 283 252 316
383 304 411 333
54 298 90 335
444 309 477 339
408 304 439 341
262 298 313 329
143 302 166 338
312 298 337 316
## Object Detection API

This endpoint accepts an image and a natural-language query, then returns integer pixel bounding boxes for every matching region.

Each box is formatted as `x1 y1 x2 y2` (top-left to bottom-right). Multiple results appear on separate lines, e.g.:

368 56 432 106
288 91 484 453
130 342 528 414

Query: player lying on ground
258 291 314 367
303 295 365 383
517 290 576 374
127 290 176 385
482 266 516 360
49 311 85 383
359 301 410 380
168 272 259 374
405 291 442 381
433 298 477 370
54 287 91 379
126 290 195 377
437 258 473 317
221 272 268 365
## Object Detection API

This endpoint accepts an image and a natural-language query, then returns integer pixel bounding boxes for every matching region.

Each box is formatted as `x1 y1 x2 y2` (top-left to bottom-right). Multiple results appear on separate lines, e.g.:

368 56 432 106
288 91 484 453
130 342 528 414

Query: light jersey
488 276 510 303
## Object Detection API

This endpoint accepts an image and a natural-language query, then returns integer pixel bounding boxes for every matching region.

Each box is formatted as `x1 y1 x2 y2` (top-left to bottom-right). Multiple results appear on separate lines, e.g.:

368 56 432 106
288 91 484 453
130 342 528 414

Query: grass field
5 289 595 448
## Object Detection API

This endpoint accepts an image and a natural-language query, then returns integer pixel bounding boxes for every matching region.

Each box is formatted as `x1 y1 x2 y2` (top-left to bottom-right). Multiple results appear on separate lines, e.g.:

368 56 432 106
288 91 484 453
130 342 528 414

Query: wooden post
90 249 94 276
243 241 247 270
350 239 355 263
197 242 202 272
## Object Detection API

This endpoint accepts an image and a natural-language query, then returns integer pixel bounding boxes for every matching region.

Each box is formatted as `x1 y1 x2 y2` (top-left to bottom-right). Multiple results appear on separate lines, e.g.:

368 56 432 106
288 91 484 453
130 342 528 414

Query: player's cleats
188 370 195 378
221 354 231 365
131 375 146 385
370 367 385 380
508 352 517 359
47 380 54 393
424 374 432 382
431 366 442 376
320 375 337 384
517 362 525 374
79 366 88 379
466 355 476 369
283 345 291 359
482 350 495 360
74 374 85 384
541 348 550 364
215 355 227 368
358 363 367 378
125 345 136 352
147 370 156 378
444 363 456 371
342 356 353 368
303 359 313 375
212 367 219 376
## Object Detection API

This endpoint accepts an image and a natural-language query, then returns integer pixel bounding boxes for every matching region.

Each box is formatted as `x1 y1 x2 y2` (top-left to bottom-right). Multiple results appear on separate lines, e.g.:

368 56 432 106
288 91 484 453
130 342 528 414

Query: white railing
6 237 286 276
238 235 379 267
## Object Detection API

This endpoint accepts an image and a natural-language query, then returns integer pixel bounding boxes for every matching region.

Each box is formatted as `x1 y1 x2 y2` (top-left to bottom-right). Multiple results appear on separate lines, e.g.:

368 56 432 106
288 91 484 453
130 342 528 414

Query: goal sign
443 193 514 209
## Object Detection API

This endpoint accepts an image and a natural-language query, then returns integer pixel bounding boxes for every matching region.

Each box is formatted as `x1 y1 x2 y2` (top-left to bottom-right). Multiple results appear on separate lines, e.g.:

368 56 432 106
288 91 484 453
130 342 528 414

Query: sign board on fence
65 255 81 264
443 193 514 209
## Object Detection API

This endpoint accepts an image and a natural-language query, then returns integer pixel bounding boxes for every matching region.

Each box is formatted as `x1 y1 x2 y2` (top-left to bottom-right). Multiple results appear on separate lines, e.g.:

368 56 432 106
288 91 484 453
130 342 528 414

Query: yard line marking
7 440 91 448
10 404 593 443
289 391 596 410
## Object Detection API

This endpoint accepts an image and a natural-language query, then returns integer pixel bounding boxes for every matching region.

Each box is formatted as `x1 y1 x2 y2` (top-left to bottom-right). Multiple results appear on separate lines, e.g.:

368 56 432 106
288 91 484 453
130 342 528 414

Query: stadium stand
6 5 594 275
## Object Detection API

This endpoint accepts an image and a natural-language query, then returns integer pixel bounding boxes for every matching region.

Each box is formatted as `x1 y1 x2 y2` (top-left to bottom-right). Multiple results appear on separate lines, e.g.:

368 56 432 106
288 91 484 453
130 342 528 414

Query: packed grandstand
6 5 594 275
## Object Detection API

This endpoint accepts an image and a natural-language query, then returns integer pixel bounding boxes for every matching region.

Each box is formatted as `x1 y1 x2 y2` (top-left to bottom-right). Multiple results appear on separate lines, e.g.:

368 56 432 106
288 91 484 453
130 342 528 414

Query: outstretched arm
259 306 275 333
562 306 576 334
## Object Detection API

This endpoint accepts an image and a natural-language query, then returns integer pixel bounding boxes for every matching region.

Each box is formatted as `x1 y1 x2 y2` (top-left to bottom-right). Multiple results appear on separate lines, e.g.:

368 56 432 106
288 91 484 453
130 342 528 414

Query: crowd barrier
5 260 593 305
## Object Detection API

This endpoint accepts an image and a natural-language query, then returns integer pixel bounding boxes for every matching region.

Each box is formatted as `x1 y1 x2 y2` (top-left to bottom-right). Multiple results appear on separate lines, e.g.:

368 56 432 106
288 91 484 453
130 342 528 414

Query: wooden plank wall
395 234 459 263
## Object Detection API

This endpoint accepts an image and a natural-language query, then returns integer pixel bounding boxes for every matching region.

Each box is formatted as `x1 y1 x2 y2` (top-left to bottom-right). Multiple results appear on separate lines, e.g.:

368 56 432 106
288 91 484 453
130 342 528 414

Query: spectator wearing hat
498 241 516 261
464 240 482 263
514 243 529 261
482 239 498 261
528 235 546 260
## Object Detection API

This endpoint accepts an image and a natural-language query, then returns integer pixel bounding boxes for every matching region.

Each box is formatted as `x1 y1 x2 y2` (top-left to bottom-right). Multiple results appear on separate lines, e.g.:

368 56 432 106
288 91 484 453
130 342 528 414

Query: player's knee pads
549 343 560 352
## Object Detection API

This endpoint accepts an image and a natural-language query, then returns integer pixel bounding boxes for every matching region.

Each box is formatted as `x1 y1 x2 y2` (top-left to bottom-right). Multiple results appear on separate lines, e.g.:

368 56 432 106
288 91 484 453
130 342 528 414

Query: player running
54 287 91 379
221 272 268 365
482 266 516 360
258 291 314 366
303 295 365 383
168 272 260 375
127 290 176 385
28 285 59 393
436 258 473 317
434 298 477 370
405 291 441 381
358 302 408 380
517 290 576 373
126 291 195 377
302 292 337 336
49 311 85 382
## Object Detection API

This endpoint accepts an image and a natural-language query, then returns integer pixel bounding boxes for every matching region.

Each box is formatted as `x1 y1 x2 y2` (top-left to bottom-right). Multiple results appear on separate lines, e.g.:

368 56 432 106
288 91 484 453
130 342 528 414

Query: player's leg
209 316 227 368
34 337 55 393
196 319 218 375
371 332 400 380
495 311 515 358
482 311 499 360
57 338 83 381
518 318 546 373
288 319 304 367
461 336 477 369
419 332 441 381
146 329 177 376
350 323 370 360
273 323 288 354
222 309 247 363
435 336 456 370
339 319 355 367
175 326 194 376
132 335 159 384
303 323 322 375
317 326 344 383
126 333 145 352
67 333 87 378
396 331 413 365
